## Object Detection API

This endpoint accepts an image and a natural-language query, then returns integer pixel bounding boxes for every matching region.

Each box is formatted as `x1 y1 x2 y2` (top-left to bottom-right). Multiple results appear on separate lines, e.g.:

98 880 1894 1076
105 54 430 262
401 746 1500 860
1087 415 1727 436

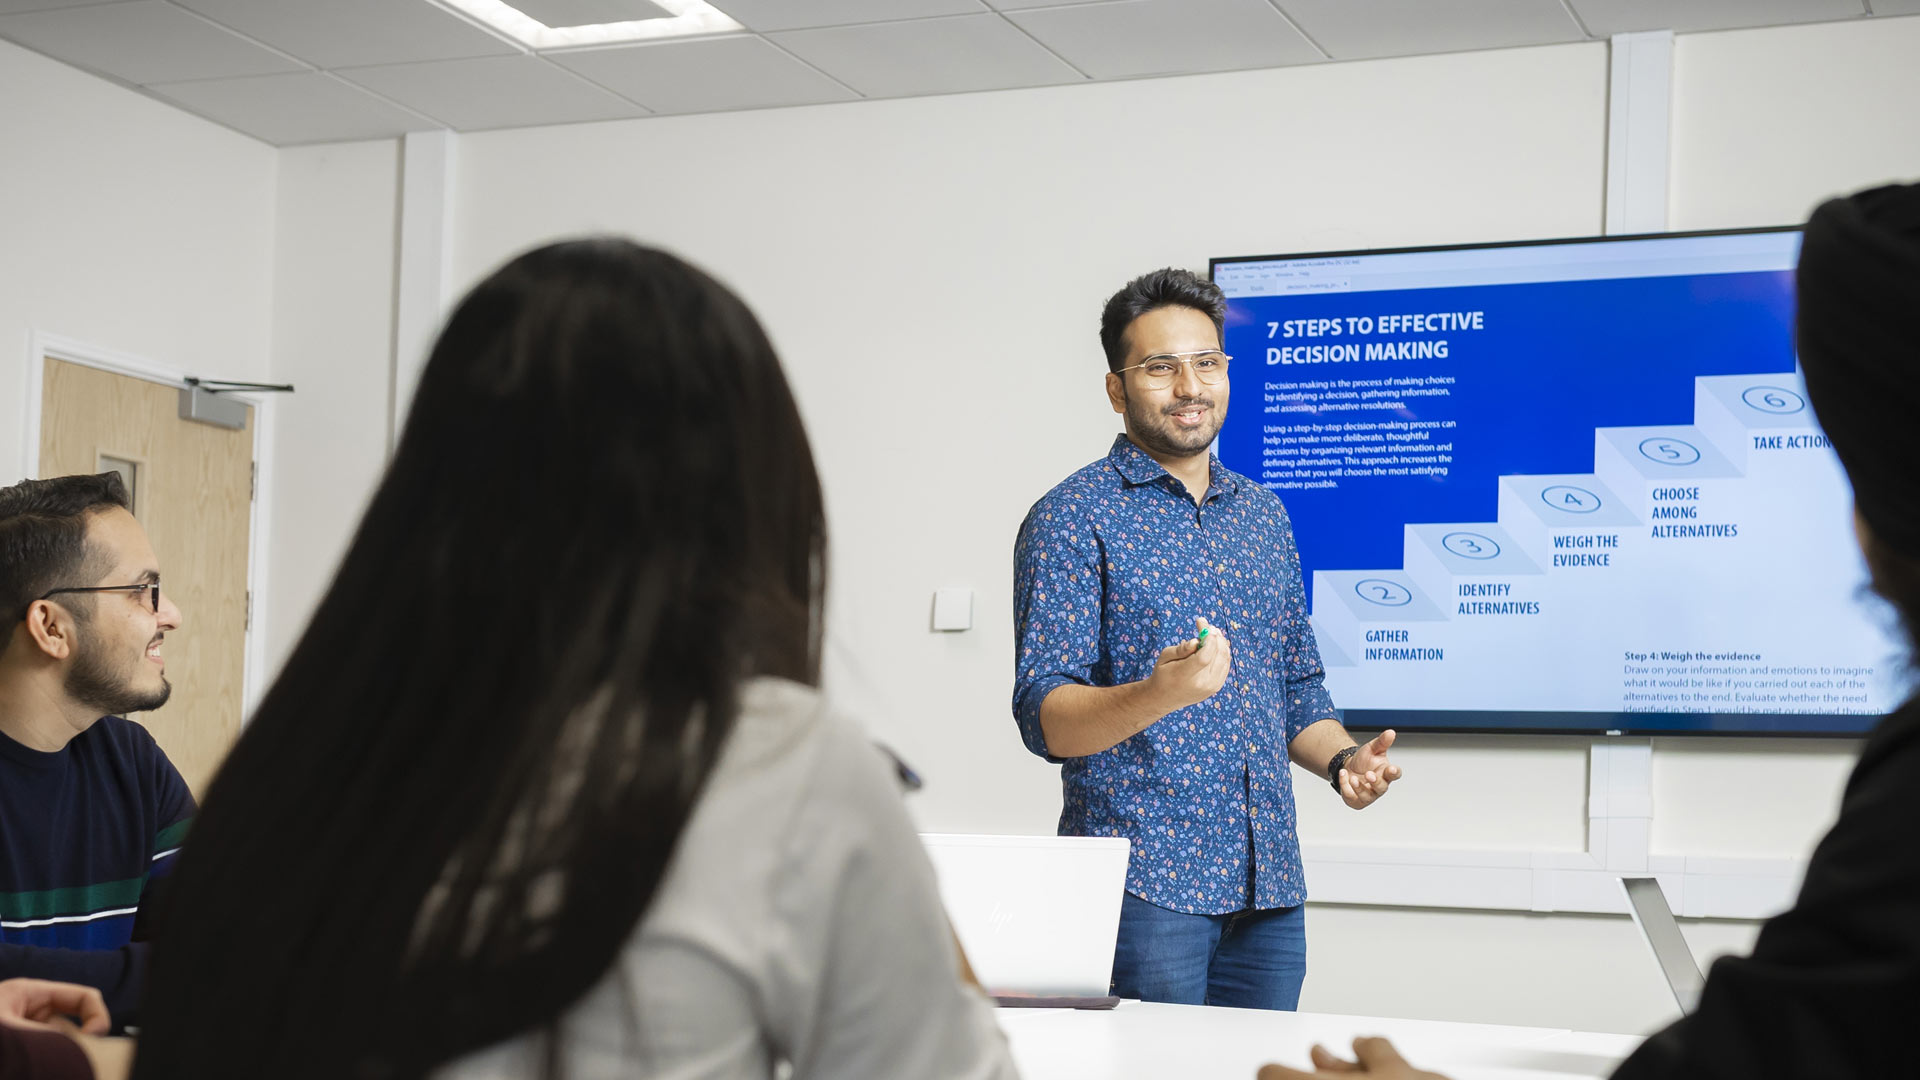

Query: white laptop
920 833 1130 998
1619 876 1706 1015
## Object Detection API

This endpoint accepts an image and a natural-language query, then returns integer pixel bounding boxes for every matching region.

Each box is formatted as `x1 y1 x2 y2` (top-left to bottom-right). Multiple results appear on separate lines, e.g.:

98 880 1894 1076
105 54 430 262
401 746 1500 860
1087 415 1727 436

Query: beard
1125 390 1224 459
66 623 172 717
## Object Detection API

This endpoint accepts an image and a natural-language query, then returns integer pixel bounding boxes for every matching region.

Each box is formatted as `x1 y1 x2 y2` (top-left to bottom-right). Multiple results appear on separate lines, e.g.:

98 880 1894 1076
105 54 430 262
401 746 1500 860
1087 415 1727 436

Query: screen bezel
1211 225 1880 740
1209 224 1802 281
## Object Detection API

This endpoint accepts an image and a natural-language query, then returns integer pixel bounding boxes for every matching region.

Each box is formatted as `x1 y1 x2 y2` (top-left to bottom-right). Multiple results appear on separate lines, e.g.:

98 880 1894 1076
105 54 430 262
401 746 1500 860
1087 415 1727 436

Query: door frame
20 330 277 718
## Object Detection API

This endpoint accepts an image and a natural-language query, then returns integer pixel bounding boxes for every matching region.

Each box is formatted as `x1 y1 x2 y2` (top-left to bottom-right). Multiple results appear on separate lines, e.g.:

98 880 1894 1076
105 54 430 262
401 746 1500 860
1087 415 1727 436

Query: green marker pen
1196 624 1210 646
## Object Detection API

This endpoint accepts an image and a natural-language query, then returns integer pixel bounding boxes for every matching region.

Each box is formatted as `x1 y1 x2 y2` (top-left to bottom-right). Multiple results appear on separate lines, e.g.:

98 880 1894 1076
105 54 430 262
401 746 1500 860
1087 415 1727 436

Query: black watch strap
1326 744 1362 790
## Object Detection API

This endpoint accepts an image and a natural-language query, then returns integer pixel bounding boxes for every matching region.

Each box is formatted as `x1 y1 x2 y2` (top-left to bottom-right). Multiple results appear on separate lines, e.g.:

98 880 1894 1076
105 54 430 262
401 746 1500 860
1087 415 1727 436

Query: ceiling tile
147 71 439 145
1569 0 1866 35
172 0 518 69
984 0 1123 8
1280 0 1582 61
0 0 123 13
1007 0 1320 78
772 12 1082 95
337 55 646 131
0 1 303 84
550 35 857 113
708 0 985 32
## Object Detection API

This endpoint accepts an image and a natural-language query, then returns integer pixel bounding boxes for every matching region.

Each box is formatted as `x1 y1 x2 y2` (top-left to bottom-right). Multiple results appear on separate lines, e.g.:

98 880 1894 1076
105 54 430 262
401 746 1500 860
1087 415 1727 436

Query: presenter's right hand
1146 617 1232 712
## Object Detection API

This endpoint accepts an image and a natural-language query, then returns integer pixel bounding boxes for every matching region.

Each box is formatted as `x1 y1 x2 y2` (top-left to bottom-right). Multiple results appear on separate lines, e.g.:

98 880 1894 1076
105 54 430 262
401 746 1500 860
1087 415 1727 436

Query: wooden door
39 358 253 796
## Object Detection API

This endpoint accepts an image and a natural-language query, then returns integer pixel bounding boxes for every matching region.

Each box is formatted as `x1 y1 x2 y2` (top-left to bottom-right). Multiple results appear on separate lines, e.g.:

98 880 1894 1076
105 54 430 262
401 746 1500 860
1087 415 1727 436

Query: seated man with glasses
0 473 192 1029
1012 268 1402 1011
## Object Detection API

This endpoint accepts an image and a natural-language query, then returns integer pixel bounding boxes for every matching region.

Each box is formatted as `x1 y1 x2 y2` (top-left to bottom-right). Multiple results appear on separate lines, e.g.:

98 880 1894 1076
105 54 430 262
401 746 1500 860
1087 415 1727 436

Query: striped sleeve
143 735 195 886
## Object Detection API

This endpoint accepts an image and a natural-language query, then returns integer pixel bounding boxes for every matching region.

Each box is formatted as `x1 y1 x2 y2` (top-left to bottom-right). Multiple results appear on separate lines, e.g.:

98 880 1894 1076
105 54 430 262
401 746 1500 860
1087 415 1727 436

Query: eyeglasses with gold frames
1114 350 1230 390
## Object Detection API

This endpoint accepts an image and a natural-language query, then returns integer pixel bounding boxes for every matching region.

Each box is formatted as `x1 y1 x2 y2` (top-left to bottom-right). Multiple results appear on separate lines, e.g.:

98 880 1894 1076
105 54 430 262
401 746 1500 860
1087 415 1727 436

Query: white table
999 1002 1644 1080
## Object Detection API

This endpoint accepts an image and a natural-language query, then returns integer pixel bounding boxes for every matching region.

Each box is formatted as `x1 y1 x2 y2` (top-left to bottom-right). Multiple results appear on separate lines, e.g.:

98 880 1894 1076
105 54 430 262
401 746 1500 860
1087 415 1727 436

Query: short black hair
1100 267 1228 373
0 472 131 621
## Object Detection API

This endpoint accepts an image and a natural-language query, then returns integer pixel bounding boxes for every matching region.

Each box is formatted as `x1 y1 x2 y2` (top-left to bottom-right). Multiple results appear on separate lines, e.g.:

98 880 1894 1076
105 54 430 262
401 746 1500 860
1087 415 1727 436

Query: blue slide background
1217 271 1797 607
1211 269 1884 735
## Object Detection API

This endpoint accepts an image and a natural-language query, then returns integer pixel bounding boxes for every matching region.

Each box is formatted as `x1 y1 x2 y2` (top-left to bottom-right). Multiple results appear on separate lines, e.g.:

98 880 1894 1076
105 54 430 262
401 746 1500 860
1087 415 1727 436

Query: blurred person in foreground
1257 182 1920 1080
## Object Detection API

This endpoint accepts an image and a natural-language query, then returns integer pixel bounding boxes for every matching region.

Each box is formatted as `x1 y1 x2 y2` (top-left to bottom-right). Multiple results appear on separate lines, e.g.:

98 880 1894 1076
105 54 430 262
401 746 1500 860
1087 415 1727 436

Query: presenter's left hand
1257 1037 1451 1079
1339 730 1402 810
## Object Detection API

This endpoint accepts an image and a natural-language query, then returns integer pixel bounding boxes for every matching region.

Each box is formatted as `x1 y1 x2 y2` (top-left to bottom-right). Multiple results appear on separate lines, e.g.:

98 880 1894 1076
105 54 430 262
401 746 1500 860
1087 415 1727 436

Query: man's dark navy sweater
0 715 194 1025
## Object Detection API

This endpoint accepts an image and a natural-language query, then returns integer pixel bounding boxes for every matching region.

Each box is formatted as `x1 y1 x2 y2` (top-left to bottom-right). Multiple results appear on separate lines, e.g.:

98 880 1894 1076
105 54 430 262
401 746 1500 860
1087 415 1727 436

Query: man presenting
0 473 193 1026
1013 268 1400 1010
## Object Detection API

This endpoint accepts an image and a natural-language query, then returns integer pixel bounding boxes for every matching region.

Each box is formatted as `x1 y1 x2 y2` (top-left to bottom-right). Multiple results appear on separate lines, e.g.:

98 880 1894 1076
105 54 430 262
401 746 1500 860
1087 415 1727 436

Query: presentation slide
1213 233 1904 735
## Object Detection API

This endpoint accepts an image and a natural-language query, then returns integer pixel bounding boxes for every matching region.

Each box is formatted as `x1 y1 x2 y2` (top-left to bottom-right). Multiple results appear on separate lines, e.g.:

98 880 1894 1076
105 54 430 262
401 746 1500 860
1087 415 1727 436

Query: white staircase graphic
1303 370 1880 716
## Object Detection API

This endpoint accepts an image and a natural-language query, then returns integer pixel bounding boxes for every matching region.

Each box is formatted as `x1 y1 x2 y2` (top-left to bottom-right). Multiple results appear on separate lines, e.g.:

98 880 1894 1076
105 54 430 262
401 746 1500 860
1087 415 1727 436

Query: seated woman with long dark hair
128 241 1018 1080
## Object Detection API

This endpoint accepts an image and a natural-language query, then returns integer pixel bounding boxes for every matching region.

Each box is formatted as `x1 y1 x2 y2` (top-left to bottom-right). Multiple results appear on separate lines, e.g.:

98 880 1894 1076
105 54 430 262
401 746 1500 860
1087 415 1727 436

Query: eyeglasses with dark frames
39 583 161 613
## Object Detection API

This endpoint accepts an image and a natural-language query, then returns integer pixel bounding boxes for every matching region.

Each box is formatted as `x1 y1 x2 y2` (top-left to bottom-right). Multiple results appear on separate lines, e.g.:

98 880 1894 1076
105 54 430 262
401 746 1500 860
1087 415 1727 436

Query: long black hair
133 240 827 1078
1797 182 1920 650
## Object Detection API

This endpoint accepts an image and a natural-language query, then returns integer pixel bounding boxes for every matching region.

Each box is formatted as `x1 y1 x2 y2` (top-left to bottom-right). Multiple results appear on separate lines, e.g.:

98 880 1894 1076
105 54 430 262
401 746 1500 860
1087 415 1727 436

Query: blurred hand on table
0 978 109 1035
1258 1037 1452 1080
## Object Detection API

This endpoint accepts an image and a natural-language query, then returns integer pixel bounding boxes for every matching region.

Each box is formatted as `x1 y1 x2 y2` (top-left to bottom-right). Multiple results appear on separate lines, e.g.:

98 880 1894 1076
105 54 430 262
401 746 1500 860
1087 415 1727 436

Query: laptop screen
921 834 1129 997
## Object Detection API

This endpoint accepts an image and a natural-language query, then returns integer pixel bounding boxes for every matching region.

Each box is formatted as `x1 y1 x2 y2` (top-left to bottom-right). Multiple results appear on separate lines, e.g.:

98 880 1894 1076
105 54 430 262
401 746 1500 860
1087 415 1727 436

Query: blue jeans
1109 892 1306 1010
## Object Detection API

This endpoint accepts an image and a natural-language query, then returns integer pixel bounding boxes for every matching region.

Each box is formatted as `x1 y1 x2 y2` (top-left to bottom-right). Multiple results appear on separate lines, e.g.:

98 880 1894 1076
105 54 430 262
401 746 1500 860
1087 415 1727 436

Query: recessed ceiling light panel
435 0 742 48
513 1 674 30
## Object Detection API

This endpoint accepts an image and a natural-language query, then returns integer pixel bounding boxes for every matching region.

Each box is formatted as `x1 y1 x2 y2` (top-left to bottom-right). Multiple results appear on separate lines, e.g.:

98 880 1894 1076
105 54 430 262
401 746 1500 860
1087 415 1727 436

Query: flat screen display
1211 230 1903 736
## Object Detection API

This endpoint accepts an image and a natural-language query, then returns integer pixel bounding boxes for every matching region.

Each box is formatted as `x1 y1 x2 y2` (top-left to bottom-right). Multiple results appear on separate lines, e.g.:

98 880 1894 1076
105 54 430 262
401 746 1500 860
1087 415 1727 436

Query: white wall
433 39 1680 1026
0 39 394 703
416 20 1920 1035
0 37 276 483
261 141 401 672
443 37 1611 840
1671 16 1920 231
15 9 1919 1042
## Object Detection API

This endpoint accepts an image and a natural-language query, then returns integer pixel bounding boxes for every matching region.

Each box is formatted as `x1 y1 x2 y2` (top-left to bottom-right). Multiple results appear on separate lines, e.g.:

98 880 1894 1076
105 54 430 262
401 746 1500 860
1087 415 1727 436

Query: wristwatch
1326 744 1362 791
